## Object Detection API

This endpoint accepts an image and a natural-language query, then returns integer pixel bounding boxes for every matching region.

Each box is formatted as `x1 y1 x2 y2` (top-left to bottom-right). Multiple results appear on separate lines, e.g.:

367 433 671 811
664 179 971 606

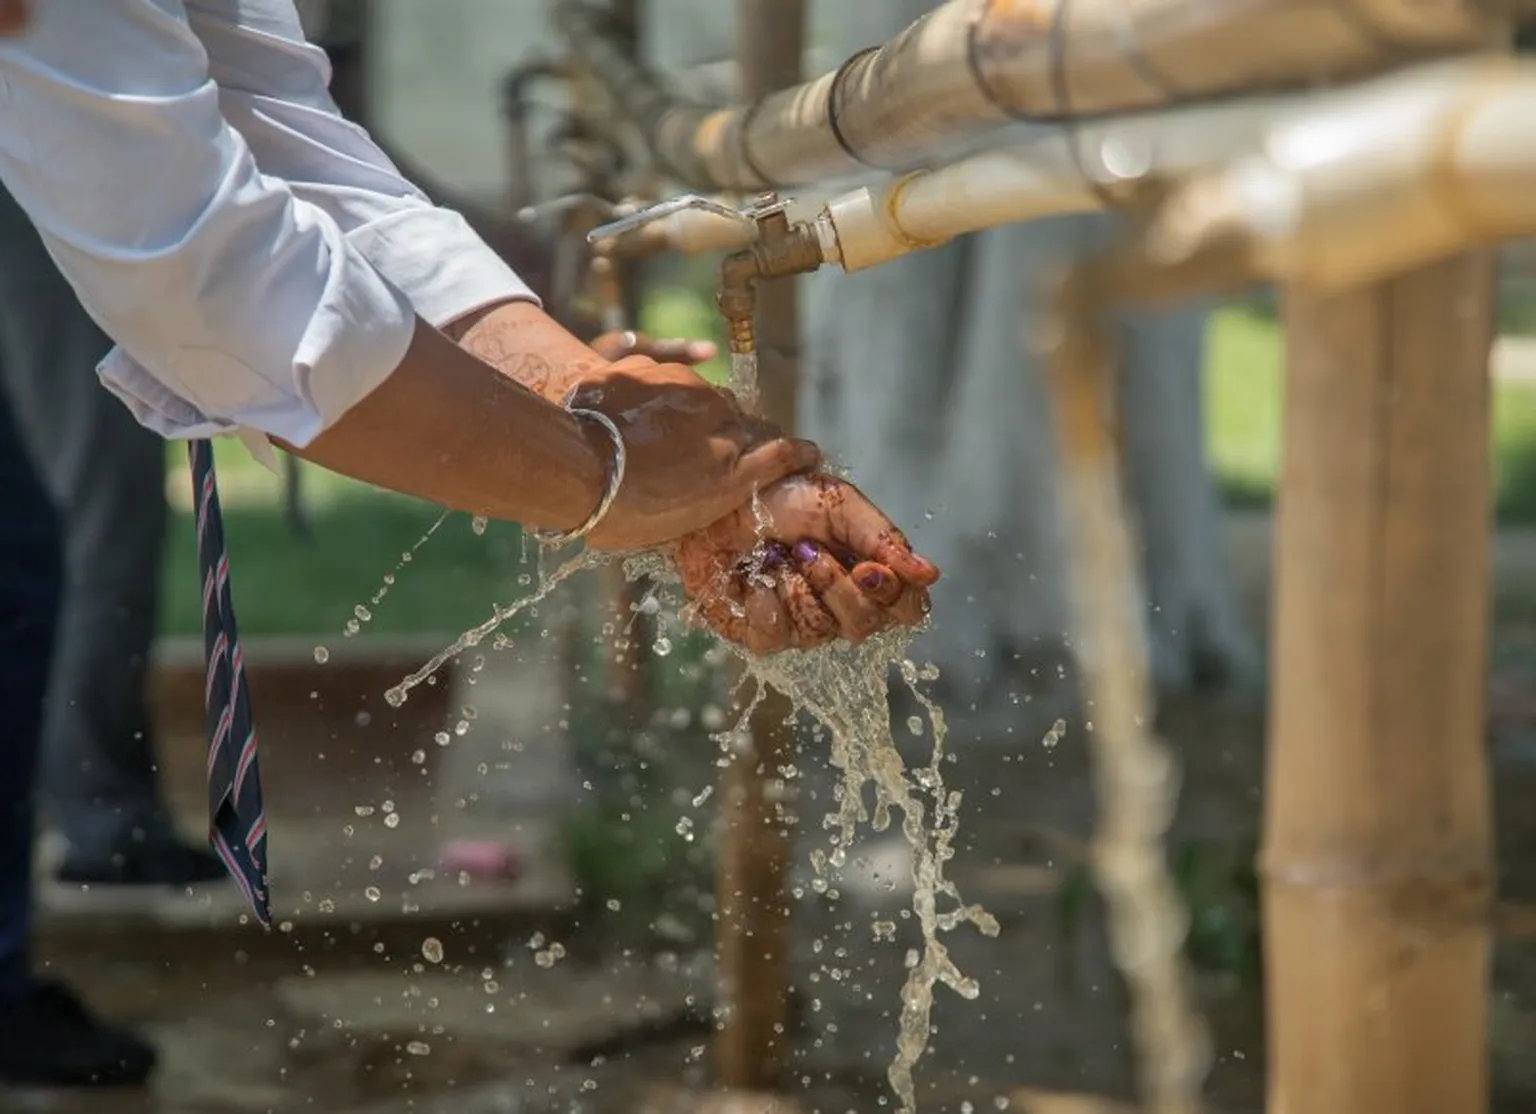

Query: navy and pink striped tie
188 439 271 927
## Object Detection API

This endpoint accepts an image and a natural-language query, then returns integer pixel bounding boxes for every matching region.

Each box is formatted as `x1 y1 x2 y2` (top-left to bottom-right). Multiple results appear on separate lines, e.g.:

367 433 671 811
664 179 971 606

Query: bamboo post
713 0 805 1091
588 0 653 721
1263 253 1497 1114
556 0 656 735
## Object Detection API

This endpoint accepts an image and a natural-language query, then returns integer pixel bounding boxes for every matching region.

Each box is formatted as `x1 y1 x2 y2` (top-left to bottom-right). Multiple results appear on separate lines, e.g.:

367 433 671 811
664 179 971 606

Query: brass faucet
586 191 826 359
716 192 824 357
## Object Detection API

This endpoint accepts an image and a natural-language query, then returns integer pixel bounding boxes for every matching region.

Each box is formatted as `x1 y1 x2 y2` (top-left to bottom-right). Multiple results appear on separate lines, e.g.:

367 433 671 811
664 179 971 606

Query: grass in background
157 297 1536 638
1207 304 1536 523
158 442 534 638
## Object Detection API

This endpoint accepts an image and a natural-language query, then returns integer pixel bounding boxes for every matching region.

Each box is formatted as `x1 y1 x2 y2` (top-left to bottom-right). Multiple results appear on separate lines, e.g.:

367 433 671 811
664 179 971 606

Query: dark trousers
0 190 172 862
0 394 61 1001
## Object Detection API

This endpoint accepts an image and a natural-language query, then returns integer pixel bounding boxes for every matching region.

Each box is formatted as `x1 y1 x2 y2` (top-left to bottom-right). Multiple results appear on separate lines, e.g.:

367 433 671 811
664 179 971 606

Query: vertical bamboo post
714 0 805 1091
589 0 650 719
1263 253 1497 1114
559 0 655 735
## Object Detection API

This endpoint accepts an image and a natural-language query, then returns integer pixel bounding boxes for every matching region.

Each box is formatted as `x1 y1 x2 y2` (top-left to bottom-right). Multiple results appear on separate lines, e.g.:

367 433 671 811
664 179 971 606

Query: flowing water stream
381 536 996 1113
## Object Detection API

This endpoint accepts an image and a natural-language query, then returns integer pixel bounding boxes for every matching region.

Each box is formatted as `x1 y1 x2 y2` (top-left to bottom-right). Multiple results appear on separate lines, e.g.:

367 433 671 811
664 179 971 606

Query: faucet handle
585 193 776 246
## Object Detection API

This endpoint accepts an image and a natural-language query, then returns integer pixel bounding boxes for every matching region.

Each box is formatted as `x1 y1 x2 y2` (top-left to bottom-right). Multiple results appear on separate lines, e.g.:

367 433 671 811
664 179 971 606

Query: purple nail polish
858 569 885 592
793 541 819 564
760 542 788 569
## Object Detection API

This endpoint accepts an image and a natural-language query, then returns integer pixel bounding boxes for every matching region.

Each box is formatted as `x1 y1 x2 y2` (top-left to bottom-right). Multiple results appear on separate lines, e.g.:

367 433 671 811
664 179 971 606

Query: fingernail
793 541 819 564
858 569 885 592
760 542 788 569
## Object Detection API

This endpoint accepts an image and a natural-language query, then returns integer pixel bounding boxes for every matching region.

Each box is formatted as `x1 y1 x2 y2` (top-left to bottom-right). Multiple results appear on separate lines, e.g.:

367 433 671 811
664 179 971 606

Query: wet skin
675 473 940 656
583 333 941 655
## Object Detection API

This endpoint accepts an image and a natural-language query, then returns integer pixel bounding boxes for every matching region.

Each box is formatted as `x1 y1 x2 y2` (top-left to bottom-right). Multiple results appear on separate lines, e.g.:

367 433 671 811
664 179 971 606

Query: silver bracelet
532 407 627 547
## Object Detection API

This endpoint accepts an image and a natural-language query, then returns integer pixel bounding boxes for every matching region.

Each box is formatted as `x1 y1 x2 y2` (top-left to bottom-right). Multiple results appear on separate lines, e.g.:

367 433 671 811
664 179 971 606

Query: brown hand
675 473 940 654
574 358 820 552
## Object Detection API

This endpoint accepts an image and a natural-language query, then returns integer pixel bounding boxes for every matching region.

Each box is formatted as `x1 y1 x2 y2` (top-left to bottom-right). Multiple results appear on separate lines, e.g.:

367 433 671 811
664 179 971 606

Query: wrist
534 407 626 546
449 300 610 403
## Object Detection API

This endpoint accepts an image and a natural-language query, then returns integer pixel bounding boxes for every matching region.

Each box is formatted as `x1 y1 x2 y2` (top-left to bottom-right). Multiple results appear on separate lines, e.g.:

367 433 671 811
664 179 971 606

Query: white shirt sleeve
0 0 531 447
185 0 536 329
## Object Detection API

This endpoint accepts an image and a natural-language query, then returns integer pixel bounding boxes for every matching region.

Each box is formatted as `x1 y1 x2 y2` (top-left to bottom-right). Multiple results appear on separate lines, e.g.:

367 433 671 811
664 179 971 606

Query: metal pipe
556 0 1517 192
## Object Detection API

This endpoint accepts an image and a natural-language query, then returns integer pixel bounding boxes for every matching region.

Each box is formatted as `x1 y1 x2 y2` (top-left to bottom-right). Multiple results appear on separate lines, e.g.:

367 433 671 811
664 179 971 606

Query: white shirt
0 0 536 448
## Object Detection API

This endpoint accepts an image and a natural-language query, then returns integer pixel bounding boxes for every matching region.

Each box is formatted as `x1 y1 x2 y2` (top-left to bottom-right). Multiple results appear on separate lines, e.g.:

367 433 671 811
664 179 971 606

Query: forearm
444 299 618 402
286 316 609 531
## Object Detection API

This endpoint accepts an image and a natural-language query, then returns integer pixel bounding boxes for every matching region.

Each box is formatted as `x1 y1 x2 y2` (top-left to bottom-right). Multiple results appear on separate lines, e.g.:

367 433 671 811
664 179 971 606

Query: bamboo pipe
1149 54 1536 289
713 0 804 1093
605 55 1536 292
566 1 660 745
557 0 1515 193
1264 254 1496 1114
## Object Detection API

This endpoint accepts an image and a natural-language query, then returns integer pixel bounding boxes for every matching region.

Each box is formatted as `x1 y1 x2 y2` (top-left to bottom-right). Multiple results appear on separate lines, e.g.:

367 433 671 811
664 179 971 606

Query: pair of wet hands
673 472 940 656
589 333 940 656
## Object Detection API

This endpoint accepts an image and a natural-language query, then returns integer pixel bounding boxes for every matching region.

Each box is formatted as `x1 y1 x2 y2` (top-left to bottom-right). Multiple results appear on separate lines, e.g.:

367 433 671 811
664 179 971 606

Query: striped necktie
188 439 271 927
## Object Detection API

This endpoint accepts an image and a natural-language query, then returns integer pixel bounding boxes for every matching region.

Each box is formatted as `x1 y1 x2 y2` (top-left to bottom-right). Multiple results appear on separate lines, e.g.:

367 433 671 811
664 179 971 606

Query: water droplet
384 812 401 829
364 886 381 902
406 1040 430 1056
312 645 330 664
421 937 444 964
653 636 673 657
471 515 488 535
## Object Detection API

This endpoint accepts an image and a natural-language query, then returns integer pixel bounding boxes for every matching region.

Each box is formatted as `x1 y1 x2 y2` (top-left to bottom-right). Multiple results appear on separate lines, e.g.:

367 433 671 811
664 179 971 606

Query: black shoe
57 839 229 888
0 981 156 1087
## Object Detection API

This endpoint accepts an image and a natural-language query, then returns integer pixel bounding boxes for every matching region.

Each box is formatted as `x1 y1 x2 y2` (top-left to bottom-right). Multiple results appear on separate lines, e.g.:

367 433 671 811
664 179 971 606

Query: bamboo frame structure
531 2 1529 1110
556 0 1520 192
1264 256 1496 1114
712 0 805 1090
594 56 1536 289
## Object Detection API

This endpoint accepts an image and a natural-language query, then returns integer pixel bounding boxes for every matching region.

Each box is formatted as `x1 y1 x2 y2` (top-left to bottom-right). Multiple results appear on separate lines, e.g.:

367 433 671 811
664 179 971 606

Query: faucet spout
715 191 827 360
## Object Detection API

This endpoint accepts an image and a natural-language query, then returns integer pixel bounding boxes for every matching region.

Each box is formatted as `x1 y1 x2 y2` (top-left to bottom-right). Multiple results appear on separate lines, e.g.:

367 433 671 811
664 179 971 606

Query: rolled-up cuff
97 265 416 449
344 206 540 329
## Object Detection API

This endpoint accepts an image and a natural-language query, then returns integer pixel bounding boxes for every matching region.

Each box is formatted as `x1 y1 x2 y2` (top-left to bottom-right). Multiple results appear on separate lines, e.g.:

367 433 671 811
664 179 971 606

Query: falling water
386 535 995 1112
738 636 999 1113
729 351 759 410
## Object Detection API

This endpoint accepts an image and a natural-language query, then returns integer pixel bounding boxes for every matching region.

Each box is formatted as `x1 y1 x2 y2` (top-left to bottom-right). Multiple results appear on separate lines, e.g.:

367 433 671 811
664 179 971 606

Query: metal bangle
531 407 627 547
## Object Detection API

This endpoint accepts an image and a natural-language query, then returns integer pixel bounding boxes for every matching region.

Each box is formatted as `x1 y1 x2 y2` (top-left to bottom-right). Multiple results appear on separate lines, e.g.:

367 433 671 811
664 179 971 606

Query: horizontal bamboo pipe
559 0 1517 192
592 86 1312 260
1148 54 1536 289
605 55 1536 293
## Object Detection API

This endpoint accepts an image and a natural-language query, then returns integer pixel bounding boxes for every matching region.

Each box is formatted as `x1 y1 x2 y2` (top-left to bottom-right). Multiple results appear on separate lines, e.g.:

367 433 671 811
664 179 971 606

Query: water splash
390 542 994 1112
383 546 602 708
740 636 998 1113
